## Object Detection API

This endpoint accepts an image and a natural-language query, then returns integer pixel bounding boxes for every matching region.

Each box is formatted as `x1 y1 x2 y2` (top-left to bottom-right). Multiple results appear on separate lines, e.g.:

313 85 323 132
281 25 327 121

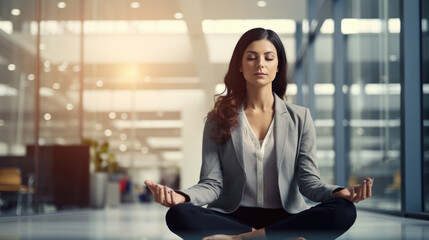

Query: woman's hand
333 177 374 203
144 180 186 207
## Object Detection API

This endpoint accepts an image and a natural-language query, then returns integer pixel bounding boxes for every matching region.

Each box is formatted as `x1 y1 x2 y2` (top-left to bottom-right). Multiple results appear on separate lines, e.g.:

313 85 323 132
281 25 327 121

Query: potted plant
84 139 117 208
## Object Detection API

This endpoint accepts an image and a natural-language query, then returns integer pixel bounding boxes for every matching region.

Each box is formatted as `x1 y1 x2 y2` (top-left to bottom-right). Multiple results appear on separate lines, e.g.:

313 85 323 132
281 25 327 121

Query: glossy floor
0 203 428 240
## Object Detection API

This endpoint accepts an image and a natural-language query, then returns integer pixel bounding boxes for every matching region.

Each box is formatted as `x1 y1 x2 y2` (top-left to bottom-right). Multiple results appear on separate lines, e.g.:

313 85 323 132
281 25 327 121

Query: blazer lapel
274 94 289 170
231 109 245 169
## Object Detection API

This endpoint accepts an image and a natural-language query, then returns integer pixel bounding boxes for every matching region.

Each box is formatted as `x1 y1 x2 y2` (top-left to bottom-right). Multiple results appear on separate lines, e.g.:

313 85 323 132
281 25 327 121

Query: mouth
253 72 267 77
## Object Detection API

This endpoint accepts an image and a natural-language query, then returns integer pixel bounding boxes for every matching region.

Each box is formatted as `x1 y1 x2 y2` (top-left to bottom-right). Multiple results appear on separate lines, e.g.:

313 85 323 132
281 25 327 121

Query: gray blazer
179 94 341 214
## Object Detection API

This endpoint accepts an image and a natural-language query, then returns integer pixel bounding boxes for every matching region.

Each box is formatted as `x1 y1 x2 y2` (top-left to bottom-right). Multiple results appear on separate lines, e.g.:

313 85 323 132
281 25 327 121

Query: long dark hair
207 28 288 144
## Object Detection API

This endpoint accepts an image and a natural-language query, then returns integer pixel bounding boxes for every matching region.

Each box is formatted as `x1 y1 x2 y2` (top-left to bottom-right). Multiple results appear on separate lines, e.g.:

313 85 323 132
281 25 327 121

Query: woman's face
240 38 278 89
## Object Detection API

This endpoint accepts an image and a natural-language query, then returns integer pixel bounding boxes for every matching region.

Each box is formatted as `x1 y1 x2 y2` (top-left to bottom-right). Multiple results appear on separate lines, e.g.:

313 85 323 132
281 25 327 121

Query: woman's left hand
333 177 374 203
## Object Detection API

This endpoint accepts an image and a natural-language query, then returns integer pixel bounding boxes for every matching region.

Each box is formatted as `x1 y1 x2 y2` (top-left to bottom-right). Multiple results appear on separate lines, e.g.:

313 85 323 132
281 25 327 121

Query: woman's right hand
144 180 186 207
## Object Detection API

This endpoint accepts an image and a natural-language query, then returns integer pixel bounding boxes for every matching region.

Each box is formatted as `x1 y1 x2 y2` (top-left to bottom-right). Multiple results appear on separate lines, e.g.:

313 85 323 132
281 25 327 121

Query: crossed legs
166 198 356 240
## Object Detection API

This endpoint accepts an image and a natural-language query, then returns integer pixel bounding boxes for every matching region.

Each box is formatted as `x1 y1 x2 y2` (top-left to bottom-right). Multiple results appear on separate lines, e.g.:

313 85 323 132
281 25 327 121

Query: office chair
0 168 34 215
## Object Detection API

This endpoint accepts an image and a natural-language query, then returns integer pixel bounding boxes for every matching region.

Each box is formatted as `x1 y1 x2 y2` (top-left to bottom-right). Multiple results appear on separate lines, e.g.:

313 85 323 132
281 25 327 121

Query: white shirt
239 106 283 208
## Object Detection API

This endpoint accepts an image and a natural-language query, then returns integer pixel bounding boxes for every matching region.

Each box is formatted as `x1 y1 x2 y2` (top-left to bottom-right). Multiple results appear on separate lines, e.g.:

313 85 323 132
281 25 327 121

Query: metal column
333 0 348 187
401 0 422 215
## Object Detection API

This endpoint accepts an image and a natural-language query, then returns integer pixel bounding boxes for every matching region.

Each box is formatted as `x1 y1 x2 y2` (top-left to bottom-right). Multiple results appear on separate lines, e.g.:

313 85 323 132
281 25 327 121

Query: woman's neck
245 86 274 112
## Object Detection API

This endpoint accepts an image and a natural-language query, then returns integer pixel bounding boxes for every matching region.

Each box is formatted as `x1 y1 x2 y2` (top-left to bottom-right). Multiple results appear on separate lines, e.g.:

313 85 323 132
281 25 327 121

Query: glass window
39 0 82 146
35 0 83 212
0 0 37 216
314 20 335 184
345 0 401 211
0 1 37 156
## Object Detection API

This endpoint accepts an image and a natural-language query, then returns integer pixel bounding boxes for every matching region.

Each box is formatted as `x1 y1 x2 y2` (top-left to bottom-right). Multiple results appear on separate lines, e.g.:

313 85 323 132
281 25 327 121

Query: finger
163 185 171 207
348 187 355 201
159 184 165 205
352 187 360 203
154 184 161 203
144 180 156 193
170 189 176 205
358 181 366 200
367 178 373 198
362 179 367 200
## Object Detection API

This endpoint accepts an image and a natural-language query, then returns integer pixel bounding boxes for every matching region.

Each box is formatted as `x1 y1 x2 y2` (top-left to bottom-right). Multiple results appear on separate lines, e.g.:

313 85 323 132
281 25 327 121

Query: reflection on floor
0 202 427 240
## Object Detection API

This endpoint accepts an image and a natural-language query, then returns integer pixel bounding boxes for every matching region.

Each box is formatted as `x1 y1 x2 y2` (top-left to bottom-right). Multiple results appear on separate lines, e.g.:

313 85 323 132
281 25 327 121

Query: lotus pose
145 28 373 240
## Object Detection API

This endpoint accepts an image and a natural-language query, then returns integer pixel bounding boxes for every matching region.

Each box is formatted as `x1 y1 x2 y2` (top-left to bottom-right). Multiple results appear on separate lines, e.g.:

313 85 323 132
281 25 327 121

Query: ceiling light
174 12 184 19
161 151 184 161
0 21 13 34
388 18 401 33
202 19 295 34
120 133 127 140
119 144 127 152
104 129 112 137
0 84 18 96
286 83 297 95
109 112 117 119
120 113 128 120
320 19 334 34
57 64 67 72
314 83 335 95
66 103 73 110
57 2 66 9
52 82 60 90
146 137 182 149
113 120 182 129
11 9 21 16
96 80 104 87
257 0 267 7
44 113 52 121
215 83 226 95
130 2 140 9
95 123 103 131
39 87 54 96
27 74 35 81
8 64 16 71
141 147 149 154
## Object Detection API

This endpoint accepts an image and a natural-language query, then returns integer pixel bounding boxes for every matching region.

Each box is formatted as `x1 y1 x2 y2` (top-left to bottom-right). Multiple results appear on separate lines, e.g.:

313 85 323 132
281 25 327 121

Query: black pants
166 197 356 240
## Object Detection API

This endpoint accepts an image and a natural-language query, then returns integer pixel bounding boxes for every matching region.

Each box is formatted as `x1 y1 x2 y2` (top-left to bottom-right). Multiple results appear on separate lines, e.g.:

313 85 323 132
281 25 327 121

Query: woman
145 28 373 240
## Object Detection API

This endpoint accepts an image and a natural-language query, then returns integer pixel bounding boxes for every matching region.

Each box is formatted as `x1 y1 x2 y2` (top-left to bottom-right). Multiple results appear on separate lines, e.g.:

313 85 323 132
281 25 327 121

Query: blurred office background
0 0 427 227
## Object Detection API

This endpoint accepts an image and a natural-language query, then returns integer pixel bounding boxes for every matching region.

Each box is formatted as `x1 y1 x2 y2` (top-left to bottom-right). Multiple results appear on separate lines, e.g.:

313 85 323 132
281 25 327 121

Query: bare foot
201 234 238 240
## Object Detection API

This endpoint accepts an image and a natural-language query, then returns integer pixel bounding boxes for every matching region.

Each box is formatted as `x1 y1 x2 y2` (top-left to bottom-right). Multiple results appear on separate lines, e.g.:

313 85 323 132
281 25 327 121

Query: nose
257 57 265 69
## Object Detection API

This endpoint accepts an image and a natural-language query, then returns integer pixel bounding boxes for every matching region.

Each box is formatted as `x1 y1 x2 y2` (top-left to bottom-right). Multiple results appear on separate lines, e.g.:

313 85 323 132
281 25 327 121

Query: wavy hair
207 28 288 144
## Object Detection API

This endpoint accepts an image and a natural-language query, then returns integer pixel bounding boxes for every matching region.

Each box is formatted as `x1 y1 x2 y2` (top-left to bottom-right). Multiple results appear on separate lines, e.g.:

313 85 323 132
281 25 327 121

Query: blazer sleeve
177 121 223 206
296 108 341 202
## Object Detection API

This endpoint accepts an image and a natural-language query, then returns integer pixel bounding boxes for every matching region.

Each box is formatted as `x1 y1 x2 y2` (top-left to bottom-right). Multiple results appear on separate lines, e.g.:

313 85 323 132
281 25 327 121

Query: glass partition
0 0 37 216
35 0 84 212
0 2 37 156
345 0 401 211
314 18 335 184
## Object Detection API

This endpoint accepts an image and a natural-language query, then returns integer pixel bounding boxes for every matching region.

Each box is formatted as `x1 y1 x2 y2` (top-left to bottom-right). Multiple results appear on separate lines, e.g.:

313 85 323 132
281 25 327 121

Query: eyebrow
246 50 276 55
